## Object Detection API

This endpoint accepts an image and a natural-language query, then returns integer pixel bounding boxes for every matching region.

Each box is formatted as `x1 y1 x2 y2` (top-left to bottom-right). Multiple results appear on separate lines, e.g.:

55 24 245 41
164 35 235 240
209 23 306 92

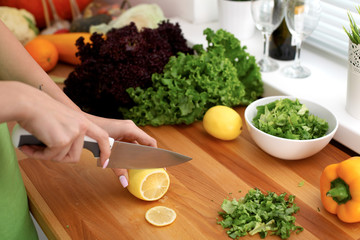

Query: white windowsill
171 17 360 154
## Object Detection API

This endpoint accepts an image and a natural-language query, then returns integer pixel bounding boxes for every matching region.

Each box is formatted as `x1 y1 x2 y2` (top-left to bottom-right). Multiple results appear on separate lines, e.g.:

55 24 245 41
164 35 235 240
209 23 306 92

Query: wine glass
251 0 286 72
281 0 321 78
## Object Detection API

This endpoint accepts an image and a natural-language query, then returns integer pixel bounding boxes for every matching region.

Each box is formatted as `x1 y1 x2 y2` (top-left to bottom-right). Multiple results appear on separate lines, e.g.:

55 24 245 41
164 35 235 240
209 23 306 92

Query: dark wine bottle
269 19 296 60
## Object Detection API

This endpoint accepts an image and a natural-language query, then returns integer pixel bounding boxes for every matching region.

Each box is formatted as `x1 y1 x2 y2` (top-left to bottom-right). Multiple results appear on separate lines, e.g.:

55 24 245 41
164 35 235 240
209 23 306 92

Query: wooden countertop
17 64 359 240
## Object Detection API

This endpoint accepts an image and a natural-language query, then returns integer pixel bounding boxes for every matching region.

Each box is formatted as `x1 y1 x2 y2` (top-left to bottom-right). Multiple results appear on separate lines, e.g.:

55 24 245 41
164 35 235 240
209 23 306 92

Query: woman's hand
105 119 157 147
2 81 111 165
87 116 157 187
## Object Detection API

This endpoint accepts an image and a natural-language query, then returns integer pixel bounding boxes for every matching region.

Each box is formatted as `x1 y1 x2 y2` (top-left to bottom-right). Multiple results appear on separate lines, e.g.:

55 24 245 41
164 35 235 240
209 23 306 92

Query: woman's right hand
1 81 111 165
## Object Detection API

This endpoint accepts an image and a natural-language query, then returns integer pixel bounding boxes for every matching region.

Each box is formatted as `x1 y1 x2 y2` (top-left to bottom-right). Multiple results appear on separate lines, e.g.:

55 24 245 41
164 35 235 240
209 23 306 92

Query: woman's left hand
90 117 157 188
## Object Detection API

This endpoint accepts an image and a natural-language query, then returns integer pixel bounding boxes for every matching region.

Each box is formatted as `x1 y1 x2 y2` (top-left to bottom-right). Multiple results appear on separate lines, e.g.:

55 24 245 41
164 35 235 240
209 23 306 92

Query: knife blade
12 125 192 169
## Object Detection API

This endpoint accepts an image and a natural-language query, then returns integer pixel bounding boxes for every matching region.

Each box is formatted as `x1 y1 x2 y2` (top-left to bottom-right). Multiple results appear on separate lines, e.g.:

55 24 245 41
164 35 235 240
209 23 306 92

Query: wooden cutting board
17 105 359 240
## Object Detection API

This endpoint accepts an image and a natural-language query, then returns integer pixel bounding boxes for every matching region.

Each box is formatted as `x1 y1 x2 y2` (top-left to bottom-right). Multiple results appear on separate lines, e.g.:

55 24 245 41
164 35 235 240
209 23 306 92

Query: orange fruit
25 38 59 72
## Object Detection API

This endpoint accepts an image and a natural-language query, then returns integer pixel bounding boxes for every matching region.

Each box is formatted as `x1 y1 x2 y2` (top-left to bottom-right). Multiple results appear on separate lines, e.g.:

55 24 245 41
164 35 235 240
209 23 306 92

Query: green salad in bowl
252 98 329 140
244 96 338 160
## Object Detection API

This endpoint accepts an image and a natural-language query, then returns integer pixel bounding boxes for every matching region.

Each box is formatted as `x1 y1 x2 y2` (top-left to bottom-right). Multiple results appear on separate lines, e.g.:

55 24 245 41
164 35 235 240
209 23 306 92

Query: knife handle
11 125 115 159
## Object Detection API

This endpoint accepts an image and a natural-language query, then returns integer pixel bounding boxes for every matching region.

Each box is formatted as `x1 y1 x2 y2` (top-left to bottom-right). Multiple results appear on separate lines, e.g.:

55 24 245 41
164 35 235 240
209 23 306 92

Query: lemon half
127 168 170 201
145 206 176 227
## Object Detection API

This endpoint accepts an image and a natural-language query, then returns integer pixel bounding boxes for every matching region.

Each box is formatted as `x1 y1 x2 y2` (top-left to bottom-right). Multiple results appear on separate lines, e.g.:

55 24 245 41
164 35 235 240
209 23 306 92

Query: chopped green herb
217 188 303 239
298 181 305 187
317 207 321 212
252 98 329 140
66 225 69 228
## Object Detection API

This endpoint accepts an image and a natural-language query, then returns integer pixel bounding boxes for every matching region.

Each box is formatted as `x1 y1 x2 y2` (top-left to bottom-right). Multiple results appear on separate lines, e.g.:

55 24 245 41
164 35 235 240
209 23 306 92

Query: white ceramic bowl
244 96 339 160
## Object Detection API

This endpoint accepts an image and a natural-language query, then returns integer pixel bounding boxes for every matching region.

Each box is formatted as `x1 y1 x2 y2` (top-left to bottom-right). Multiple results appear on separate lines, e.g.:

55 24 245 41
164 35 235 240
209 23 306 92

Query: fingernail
119 175 128 188
102 159 109 169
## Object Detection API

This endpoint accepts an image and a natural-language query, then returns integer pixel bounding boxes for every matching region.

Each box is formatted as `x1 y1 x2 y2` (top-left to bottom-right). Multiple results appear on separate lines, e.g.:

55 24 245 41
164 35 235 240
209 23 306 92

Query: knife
11 125 192 169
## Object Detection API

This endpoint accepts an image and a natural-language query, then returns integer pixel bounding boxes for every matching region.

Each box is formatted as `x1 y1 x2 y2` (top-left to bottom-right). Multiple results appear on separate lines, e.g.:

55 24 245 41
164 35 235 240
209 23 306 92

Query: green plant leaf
345 9 360 44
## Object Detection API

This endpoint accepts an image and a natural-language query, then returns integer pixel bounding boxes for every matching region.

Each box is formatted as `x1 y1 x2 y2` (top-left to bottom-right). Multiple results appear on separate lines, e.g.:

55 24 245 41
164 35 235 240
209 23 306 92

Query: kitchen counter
14 71 359 238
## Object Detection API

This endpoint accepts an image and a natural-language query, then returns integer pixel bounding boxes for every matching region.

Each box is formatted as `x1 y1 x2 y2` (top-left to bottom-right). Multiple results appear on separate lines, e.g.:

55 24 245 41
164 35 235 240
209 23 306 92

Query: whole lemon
127 168 170 201
203 106 242 140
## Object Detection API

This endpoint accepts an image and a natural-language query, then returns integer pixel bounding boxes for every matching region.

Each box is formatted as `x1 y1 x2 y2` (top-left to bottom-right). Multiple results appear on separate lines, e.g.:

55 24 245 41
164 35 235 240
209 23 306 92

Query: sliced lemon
127 168 170 201
145 206 176 227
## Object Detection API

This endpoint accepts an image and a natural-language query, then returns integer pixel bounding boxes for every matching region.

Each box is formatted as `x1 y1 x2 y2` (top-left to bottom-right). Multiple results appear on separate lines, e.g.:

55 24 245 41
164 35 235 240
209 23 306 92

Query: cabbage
90 4 165 34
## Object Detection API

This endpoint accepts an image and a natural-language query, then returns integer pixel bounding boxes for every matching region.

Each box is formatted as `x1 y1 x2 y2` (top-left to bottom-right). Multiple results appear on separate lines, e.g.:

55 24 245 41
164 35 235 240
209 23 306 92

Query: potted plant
218 0 255 40
344 6 360 119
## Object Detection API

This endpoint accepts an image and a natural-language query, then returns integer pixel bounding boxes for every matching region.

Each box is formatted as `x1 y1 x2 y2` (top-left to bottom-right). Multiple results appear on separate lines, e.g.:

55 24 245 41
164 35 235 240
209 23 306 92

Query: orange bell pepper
320 156 360 223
